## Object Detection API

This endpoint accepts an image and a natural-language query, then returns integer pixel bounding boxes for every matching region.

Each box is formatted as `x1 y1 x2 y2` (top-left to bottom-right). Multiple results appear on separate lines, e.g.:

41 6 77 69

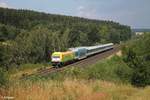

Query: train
51 43 114 67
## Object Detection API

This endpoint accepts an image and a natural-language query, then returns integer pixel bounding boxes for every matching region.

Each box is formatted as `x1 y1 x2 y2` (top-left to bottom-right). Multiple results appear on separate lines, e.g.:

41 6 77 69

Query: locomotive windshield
52 56 60 58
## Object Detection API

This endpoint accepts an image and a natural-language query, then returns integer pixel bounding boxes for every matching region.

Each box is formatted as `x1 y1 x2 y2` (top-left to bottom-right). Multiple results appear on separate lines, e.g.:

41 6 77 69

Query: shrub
0 68 9 87
122 33 150 87
86 56 132 83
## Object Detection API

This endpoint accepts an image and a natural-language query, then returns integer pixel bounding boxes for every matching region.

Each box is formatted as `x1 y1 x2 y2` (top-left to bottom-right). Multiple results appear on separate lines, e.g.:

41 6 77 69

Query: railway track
21 45 120 79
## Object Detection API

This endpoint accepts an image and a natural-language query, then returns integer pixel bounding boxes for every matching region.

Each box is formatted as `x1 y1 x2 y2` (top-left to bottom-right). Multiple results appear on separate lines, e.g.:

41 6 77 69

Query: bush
86 56 132 83
0 68 9 87
115 63 132 83
122 33 150 87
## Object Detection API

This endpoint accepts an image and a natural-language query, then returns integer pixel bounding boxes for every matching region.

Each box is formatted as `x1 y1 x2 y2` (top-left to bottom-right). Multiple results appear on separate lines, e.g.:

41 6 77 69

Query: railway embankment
20 45 120 79
5 52 150 100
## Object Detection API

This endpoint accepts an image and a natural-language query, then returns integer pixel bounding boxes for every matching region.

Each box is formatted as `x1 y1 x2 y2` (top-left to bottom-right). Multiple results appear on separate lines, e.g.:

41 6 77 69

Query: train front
51 52 62 66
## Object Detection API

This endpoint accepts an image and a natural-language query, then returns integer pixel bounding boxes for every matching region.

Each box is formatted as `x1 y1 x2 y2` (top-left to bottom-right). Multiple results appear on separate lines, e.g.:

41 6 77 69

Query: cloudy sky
0 0 150 28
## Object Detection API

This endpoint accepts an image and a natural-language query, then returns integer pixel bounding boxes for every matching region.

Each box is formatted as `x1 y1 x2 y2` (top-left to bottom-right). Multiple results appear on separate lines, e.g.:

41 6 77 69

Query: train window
75 52 78 56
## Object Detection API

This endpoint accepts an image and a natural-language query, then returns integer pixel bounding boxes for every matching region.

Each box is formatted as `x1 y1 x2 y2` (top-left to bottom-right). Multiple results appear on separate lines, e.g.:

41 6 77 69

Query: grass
5 79 150 100
84 55 132 82
9 63 51 79
28 55 132 84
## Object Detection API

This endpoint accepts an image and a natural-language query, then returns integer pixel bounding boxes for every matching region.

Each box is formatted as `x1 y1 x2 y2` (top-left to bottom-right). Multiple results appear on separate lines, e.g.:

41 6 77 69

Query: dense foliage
0 7 131 70
122 33 150 87
0 68 9 87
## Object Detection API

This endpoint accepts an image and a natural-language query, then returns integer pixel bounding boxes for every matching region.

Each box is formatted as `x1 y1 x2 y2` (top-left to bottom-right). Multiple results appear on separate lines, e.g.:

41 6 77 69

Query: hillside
0 7 132 69
0 7 131 44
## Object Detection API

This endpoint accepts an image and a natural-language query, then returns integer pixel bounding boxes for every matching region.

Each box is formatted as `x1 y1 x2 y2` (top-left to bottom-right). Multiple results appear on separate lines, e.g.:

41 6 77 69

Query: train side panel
69 47 87 60
76 48 87 60
51 51 75 66
87 43 114 56
61 51 75 63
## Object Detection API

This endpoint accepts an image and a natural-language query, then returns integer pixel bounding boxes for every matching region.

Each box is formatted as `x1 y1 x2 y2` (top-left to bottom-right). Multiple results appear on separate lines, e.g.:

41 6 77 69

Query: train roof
52 51 73 56
69 47 87 51
69 43 113 51
86 43 114 50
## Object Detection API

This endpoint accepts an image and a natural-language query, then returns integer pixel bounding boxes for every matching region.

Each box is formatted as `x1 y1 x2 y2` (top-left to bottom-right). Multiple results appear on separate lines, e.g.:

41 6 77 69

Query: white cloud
77 6 84 11
0 2 9 8
77 5 98 19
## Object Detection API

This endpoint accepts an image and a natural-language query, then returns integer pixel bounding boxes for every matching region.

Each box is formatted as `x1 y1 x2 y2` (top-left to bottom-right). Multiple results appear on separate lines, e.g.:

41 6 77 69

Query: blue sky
0 0 150 28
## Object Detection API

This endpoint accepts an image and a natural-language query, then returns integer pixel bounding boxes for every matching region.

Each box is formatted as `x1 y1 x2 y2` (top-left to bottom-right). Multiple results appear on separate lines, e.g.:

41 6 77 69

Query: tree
122 33 150 87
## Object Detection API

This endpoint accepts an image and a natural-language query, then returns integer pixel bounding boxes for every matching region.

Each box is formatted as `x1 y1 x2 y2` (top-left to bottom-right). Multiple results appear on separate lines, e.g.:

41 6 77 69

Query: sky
0 0 150 28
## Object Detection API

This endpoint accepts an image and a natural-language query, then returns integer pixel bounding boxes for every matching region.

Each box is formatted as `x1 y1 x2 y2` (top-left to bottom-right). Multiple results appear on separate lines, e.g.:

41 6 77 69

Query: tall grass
6 79 150 100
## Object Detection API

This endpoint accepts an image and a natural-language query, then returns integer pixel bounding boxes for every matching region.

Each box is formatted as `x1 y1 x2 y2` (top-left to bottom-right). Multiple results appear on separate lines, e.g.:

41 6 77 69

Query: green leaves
122 33 150 87
0 68 9 87
13 27 52 64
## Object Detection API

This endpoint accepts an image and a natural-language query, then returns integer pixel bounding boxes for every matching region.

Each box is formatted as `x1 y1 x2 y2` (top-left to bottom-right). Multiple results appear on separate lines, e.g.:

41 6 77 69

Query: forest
0 7 132 70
